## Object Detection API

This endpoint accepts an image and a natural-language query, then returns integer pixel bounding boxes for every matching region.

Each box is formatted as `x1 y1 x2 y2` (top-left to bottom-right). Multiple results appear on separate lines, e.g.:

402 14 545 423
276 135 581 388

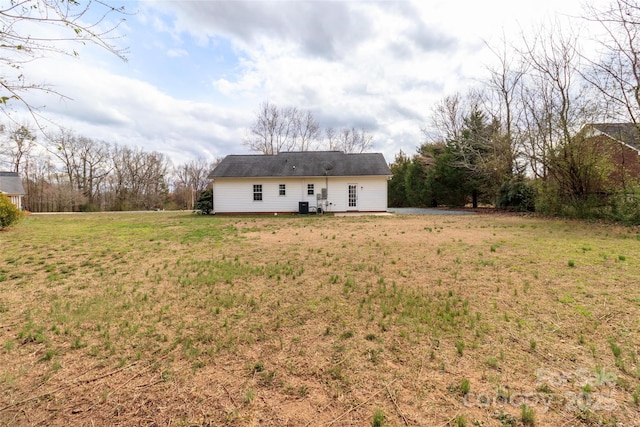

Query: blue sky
9 0 586 166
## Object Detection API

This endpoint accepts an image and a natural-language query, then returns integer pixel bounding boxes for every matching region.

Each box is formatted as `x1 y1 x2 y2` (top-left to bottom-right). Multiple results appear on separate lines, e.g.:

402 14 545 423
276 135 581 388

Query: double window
307 184 314 195
253 184 263 201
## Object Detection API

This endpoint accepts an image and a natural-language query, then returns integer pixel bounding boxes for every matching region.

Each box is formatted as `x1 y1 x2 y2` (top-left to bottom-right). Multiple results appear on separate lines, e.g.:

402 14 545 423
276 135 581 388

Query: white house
0 171 25 210
207 151 392 214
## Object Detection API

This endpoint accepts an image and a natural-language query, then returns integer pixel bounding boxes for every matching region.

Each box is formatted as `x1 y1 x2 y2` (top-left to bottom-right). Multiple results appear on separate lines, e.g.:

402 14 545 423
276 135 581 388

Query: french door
348 184 357 210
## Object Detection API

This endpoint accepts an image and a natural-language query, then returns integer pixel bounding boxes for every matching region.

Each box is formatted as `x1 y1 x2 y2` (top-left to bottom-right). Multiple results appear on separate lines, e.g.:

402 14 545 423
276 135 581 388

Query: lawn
0 212 639 426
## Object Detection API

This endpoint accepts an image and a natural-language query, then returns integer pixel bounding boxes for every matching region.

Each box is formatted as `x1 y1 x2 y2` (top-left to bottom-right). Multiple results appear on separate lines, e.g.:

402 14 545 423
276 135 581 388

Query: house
207 151 392 214
580 123 640 187
0 171 25 210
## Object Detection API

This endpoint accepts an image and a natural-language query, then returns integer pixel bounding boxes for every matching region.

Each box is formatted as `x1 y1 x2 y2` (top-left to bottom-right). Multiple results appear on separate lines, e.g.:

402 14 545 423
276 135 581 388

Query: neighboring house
580 123 640 188
0 171 25 210
207 151 392 214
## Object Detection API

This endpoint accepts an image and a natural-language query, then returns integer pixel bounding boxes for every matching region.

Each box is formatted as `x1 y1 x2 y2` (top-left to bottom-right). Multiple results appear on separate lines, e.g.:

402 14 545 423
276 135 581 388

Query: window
279 184 286 196
307 184 314 195
253 184 262 201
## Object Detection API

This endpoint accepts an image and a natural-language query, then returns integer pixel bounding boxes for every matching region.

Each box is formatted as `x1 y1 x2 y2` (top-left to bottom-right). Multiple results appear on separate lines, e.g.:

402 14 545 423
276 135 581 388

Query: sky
6 0 589 166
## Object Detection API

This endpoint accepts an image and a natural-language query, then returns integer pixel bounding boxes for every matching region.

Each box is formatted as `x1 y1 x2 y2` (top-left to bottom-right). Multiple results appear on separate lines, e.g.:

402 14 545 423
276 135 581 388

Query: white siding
213 176 388 213
323 177 388 212
213 178 304 213
11 195 22 210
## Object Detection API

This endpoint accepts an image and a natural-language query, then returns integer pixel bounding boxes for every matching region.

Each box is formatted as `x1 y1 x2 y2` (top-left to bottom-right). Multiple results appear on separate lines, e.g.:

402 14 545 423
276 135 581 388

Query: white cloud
18 55 250 164
166 48 188 58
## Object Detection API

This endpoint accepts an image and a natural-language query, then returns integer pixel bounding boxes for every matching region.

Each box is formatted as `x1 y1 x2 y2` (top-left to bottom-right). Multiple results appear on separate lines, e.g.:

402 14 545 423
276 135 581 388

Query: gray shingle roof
587 123 640 151
208 151 391 178
0 171 25 195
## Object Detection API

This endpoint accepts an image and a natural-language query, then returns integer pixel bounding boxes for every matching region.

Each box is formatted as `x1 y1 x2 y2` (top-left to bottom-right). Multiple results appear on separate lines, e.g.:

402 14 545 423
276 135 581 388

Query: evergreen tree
387 151 411 207
195 189 213 214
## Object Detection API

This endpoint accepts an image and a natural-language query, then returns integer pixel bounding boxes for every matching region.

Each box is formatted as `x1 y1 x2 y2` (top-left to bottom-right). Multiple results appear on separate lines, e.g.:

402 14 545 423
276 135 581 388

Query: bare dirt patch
0 212 639 426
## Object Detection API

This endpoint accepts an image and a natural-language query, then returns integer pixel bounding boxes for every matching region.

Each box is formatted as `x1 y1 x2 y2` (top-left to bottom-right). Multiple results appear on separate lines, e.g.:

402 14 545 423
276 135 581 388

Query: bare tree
177 159 213 192
172 158 218 209
582 0 640 123
110 144 169 210
48 129 111 209
519 23 581 173
483 37 528 176
0 1 128 117
327 127 373 153
244 101 323 154
325 127 338 150
518 21 607 200
290 109 321 151
21 153 57 212
244 101 291 155
424 93 466 143
0 121 36 173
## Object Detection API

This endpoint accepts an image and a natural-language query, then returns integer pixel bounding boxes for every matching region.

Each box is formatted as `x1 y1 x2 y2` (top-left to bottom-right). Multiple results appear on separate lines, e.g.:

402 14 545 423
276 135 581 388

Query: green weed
460 378 470 395
372 409 385 427
521 404 535 425
610 341 622 359
244 388 255 404
454 415 467 427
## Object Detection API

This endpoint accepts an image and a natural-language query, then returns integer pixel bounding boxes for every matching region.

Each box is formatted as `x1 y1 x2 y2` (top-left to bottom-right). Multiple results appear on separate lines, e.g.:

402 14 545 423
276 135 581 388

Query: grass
460 378 471 395
0 212 639 425
521 404 535 425
371 409 385 426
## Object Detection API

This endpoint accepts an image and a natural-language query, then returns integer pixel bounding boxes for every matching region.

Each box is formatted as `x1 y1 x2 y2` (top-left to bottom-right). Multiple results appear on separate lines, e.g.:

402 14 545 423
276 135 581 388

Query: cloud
18 56 250 164
146 1 370 60
407 25 458 53
144 1 456 61
166 48 188 58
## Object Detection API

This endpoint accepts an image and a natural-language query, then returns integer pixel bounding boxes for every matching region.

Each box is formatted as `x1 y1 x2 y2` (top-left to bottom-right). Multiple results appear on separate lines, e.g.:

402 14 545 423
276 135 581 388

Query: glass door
348 184 357 209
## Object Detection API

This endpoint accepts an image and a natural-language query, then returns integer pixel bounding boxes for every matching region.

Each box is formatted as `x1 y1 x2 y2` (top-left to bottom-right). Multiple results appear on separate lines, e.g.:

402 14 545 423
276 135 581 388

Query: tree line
0 123 218 212
389 0 640 223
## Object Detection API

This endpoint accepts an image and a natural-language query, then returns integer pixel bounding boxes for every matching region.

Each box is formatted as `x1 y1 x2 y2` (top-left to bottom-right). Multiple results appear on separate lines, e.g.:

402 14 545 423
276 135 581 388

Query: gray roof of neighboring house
208 151 392 179
587 123 640 151
0 171 25 195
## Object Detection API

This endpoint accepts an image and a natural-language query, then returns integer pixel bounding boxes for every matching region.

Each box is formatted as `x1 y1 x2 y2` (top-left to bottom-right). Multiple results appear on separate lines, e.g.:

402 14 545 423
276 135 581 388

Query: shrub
496 178 536 212
195 189 213 214
534 180 565 216
609 187 640 224
0 193 23 229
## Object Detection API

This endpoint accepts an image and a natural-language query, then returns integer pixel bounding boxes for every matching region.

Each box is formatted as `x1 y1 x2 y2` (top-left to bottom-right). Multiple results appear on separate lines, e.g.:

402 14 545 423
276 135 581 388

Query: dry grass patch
0 212 639 426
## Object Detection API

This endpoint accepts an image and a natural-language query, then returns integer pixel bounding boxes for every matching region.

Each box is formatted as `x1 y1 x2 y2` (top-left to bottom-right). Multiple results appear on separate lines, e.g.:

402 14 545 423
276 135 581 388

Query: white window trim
253 184 263 202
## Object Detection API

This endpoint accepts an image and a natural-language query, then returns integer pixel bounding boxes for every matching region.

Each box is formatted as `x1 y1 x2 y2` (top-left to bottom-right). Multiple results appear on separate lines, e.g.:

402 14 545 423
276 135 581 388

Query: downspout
325 172 329 212
211 179 215 214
